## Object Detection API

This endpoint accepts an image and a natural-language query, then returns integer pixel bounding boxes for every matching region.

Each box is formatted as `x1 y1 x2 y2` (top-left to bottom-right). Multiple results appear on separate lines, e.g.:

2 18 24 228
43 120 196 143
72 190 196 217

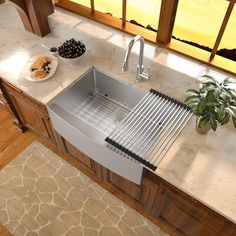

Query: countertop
0 1 236 224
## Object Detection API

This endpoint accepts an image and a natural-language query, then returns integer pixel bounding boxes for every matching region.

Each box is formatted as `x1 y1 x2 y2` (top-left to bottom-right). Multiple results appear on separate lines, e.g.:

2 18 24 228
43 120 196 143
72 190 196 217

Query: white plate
23 54 58 82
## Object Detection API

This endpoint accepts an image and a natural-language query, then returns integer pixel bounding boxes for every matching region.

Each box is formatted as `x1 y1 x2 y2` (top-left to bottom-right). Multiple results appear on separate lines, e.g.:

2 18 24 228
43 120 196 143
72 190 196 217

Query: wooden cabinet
62 138 93 169
108 171 142 201
0 79 55 146
51 128 236 236
216 223 236 236
140 171 162 214
0 81 26 131
0 89 5 109
153 183 225 236
1 78 235 236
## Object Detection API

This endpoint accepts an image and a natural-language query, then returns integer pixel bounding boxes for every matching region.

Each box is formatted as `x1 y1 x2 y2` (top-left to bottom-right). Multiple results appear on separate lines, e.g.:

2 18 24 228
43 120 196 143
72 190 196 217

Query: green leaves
185 75 236 132
198 116 209 128
186 89 199 94
210 118 217 131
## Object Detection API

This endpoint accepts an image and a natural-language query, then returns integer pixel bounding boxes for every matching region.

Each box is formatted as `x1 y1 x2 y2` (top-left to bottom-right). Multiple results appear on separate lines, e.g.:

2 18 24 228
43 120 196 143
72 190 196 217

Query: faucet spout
122 35 151 82
122 61 128 71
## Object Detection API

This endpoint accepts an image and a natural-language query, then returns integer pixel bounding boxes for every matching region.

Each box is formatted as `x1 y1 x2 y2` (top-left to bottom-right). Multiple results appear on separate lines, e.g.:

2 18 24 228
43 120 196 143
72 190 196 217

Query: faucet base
136 65 151 82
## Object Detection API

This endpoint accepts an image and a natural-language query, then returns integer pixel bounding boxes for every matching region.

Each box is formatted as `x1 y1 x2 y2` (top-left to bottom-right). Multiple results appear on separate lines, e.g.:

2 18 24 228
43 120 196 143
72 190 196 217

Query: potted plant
185 75 236 134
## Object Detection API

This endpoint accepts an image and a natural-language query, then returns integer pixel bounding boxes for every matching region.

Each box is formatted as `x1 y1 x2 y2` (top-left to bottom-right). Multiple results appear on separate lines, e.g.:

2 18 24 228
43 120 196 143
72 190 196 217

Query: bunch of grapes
58 38 86 59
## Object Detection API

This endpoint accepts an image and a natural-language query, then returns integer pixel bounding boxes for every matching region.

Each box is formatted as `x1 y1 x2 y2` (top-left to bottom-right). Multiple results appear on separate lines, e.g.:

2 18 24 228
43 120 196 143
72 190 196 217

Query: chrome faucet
122 35 151 82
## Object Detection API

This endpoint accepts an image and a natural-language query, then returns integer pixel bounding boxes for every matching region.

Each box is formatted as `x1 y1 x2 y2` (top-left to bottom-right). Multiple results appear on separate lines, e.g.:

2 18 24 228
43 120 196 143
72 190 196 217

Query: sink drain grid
105 89 192 171
69 92 131 135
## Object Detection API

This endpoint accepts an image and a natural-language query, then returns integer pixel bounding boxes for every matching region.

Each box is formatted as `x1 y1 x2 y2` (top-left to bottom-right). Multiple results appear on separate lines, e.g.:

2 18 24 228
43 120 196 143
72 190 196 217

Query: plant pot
196 116 211 134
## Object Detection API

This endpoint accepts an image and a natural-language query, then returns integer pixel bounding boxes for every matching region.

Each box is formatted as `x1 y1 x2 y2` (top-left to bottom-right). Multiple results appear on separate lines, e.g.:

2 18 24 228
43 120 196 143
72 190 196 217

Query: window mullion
122 0 127 27
90 0 95 14
210 0 235 61
156 0 178 44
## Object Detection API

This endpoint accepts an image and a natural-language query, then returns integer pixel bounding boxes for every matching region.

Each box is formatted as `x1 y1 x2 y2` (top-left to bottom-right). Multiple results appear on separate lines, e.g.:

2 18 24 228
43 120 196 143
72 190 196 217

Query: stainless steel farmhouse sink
47 67 146 184
47 67 192 184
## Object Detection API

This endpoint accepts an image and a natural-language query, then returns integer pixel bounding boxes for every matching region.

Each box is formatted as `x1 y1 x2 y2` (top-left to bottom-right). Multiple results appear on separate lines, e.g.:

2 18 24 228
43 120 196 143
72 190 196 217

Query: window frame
56 0 236 75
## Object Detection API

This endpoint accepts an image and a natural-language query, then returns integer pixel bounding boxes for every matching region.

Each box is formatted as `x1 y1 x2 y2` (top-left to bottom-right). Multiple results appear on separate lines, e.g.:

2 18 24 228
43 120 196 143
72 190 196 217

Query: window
95 1 122 18
70 0 90 8
56 0 236 75
173 0 228 49
218 5 236 61
126 0 161 30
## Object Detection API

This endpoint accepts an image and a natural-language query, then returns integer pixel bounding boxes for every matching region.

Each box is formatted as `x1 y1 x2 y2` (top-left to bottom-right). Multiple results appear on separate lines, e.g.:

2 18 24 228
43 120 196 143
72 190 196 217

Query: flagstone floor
0 141 169 236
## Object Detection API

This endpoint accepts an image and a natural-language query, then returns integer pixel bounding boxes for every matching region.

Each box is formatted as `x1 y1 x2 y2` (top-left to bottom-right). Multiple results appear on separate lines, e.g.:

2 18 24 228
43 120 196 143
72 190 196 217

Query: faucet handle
139 65 151 81
143 66 151 80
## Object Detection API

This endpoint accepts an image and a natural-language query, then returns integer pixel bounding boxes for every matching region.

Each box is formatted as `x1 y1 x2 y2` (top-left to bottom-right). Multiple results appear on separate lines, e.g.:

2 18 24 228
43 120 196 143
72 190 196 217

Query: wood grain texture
1 80 56 146
156 0 178 44
210 0 235 60
0 106 21 153
122 0 127 27
0 109 36 236
9 0 54 36
90 0 94 14
0 224 11 236
0 80 26 132
0 109 36 170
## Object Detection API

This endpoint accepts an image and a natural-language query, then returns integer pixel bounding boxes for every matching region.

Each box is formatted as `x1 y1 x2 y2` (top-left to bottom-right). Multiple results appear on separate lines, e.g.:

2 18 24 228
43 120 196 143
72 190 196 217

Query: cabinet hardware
159 189 165 194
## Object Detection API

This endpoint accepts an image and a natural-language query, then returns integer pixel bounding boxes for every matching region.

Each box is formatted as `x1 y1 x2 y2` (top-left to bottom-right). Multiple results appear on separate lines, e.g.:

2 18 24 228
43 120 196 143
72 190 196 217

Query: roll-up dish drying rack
105 89 192 171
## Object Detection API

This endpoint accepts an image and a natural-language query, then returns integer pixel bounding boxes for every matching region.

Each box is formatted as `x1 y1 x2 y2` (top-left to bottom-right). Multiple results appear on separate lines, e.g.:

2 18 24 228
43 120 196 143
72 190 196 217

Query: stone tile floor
0 141 169 236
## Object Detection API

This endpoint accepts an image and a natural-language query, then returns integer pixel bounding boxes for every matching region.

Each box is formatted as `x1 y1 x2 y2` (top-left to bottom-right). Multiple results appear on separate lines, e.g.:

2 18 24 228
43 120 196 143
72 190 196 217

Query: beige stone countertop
1 1 236 224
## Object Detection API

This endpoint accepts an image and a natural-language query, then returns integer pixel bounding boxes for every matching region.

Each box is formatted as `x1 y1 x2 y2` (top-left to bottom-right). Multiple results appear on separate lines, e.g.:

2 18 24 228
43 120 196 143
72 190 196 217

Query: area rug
0 141 168 236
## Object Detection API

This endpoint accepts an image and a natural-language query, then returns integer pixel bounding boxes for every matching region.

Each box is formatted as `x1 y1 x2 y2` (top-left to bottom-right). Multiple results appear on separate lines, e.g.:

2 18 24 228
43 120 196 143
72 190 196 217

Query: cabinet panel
109 171 141 201
140 176 161 213
63 139 93 169
155 184 224 236
1 80 55 144
9 94 49 137
0 82 26 132
217 223 236 236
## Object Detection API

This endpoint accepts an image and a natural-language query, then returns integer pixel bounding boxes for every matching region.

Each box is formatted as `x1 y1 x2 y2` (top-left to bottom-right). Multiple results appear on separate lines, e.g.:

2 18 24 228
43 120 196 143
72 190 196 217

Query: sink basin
47 67 145 184
48 67 192 184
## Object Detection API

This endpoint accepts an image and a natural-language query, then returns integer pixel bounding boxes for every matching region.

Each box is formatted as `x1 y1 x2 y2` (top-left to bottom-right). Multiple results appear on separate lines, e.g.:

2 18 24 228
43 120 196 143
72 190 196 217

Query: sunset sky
72 0 236 49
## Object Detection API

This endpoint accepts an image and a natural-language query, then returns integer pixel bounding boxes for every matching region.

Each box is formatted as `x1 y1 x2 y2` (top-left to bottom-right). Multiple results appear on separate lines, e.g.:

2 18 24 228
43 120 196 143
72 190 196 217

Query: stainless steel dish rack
105 89 192 171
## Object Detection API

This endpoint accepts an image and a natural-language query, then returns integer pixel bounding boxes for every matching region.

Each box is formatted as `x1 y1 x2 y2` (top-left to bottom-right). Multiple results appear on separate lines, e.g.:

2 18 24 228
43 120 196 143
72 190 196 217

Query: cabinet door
63 139 93 169
10 93 53 140
154 184 224 236
216 223 236 236
140 173 161 213
0 84 26 132
109 171 142 201
2 81 55 145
